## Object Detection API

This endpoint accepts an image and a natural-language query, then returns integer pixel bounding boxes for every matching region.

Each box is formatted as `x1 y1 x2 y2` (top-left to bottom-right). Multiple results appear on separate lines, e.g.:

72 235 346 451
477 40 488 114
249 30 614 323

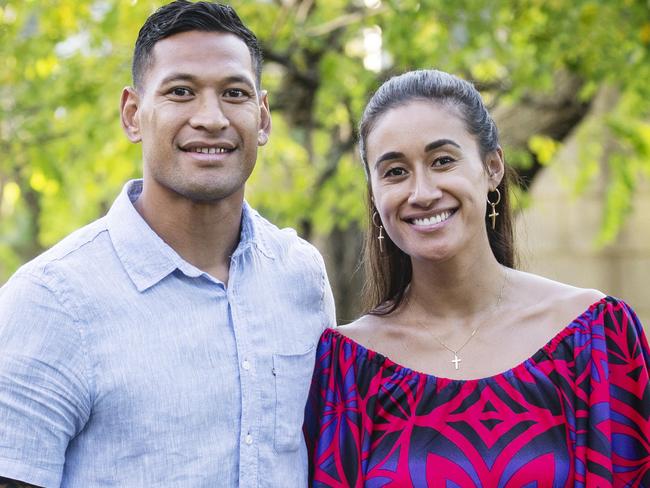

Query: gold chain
424 267 508 370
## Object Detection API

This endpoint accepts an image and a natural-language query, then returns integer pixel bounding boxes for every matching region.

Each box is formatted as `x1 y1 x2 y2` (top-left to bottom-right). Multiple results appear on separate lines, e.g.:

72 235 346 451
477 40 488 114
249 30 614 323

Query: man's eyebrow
222 75 255 89
424 139 461 152
221 75 257 94
159 73 199 86
158 73 255 90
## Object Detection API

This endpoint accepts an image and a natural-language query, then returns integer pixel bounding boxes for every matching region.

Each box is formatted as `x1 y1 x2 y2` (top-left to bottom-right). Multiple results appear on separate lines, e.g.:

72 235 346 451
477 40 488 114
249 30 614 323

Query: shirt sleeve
0 271 92 488
314 251 336 330
602 299 650 487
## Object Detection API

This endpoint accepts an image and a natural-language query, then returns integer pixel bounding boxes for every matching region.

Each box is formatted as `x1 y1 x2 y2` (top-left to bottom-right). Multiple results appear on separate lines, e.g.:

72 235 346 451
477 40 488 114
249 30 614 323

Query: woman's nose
407 173 442 207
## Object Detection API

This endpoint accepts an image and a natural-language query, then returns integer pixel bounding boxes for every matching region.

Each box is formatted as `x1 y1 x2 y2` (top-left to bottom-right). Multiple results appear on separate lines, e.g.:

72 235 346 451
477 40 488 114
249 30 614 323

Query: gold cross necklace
423 267 508 371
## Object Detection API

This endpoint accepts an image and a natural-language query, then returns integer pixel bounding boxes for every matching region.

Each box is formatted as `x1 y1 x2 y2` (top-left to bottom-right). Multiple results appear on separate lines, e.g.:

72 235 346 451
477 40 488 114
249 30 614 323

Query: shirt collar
237 200 274 260
107 180 273 292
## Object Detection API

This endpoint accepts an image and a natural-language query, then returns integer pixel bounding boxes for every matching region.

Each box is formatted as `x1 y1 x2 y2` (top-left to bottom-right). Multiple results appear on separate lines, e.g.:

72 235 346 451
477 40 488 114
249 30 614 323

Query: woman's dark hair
132 1 262 89
359 69 516 315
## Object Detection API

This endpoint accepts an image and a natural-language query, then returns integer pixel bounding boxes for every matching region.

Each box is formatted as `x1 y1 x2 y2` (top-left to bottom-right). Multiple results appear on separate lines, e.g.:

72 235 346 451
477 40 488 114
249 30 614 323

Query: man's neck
134 186 244 284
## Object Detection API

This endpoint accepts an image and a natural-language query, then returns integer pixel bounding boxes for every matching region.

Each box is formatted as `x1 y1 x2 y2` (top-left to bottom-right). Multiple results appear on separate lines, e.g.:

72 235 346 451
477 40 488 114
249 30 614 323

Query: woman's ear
486 146 505 190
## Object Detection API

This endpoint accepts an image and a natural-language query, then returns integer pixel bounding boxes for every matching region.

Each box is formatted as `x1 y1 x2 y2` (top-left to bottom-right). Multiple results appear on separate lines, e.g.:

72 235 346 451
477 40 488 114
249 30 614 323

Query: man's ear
257 90 272 146
487 146 505 190
120 86 141 143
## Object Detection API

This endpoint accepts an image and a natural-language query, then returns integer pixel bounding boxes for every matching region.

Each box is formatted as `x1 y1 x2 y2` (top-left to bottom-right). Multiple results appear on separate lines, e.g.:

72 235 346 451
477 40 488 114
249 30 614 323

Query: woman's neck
405 250 507 321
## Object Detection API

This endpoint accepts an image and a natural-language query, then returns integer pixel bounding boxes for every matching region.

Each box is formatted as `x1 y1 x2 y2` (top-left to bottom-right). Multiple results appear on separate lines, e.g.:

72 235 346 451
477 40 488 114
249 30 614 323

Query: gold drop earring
487 188 501 230
372 211 385 253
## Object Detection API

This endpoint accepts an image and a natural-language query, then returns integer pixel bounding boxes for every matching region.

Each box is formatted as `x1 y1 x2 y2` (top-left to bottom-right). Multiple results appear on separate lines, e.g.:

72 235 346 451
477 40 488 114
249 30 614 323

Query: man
0 2 335 486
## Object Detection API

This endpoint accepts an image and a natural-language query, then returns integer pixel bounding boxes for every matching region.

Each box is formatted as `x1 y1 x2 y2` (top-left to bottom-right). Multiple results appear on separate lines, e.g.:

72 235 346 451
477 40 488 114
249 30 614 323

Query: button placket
228 256 259 488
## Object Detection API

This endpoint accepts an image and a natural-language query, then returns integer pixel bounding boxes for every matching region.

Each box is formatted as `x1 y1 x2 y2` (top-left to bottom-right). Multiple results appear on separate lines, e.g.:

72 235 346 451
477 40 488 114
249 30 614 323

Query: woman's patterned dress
305 297 649 487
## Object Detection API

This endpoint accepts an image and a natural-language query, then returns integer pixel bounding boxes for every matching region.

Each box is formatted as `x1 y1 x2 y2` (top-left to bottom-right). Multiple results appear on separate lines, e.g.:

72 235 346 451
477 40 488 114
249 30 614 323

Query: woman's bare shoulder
335 314 391 351
508 269 606 327
514 270 604 305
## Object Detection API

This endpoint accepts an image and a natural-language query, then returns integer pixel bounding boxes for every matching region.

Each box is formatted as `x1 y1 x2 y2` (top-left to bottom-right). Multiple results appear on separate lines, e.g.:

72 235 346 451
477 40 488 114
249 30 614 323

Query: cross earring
372 211 385 253
487 188 501 230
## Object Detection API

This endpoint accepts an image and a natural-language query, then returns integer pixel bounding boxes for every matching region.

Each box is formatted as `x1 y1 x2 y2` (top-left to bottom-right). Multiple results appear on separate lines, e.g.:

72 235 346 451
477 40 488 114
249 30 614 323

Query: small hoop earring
372 211 385 253
486 188 501 230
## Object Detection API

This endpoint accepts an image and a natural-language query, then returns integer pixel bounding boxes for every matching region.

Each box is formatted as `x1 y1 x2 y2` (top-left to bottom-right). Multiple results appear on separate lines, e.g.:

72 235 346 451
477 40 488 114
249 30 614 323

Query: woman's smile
406 208 457 230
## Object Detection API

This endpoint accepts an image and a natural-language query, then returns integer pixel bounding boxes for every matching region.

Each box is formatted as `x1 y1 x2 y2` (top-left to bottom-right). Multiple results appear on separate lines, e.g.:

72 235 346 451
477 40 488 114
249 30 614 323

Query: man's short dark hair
132 0 262 89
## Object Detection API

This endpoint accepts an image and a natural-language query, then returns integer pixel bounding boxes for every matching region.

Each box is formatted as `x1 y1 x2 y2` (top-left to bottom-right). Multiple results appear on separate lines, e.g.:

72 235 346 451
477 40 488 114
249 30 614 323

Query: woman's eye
384 167 407 177
433 156 455 167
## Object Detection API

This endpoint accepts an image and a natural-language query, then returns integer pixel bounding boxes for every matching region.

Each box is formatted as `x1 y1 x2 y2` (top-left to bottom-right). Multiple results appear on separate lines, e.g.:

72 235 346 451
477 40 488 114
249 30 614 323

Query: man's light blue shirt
0 180 335 487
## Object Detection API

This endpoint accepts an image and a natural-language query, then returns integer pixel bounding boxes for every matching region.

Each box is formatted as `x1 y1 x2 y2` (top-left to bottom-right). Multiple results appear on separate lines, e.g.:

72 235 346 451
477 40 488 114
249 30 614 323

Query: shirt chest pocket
272 346 316 452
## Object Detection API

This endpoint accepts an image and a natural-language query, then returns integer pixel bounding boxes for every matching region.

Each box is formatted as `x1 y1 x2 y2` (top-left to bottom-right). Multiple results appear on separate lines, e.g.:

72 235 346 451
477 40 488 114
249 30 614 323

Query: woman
304 70 649 487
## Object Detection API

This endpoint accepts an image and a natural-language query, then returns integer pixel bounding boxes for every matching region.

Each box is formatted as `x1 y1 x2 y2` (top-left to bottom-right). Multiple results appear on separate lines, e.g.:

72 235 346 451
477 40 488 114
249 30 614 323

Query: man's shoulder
0 217 115 327
12 217 111 286
250 209 322 262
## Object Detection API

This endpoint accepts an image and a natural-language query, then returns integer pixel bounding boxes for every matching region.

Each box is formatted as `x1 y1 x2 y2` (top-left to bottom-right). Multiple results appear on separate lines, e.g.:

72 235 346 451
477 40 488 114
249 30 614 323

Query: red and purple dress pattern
304 297 650 487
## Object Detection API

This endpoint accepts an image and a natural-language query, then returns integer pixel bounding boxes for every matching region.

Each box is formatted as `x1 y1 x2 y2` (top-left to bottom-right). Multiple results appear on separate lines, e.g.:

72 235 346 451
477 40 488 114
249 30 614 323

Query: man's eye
170 87 192 97
224 88 248 98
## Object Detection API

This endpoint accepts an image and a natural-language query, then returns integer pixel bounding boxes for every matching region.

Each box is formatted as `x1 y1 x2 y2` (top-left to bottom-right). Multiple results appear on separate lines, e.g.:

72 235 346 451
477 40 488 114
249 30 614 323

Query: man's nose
189 95 229 132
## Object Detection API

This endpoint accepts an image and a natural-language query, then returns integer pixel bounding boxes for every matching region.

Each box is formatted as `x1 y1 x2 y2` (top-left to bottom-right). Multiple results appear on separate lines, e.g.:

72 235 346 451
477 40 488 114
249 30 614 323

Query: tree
2 0 649 319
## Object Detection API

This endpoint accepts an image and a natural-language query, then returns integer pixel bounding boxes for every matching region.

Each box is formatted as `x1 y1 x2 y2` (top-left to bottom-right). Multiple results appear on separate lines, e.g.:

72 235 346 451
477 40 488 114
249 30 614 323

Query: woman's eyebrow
424 138 461 152
374 151 404 169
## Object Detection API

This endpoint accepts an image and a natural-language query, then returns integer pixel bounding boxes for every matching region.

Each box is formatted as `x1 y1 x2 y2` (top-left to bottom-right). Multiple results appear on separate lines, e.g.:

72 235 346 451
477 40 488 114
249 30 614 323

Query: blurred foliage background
1 0 650 320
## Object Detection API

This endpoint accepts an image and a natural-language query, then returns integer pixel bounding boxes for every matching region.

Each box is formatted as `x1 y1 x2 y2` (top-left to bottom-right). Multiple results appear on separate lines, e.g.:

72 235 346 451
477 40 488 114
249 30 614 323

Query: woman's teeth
412 211 452 226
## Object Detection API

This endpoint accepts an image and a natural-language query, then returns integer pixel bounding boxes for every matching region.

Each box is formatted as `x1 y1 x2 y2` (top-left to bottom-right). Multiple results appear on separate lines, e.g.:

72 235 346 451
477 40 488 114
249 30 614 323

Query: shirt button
245 434 253 445
242 360 251 371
